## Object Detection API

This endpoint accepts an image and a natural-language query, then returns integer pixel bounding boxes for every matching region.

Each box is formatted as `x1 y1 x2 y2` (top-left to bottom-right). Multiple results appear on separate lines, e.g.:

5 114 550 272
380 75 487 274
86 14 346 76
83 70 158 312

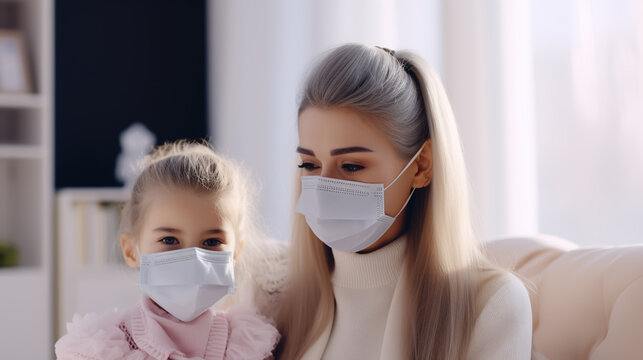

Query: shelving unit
0 0 54 358
0 93 43 108
56 188 140 338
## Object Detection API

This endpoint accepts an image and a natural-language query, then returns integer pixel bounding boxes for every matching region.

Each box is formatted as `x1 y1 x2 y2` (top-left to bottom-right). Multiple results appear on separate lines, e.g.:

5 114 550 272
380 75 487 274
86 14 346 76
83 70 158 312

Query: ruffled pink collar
128 296 229 360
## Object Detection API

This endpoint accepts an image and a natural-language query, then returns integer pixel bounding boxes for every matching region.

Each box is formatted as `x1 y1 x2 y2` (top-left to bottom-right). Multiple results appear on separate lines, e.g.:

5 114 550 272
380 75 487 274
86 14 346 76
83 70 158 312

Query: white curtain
208 0 442 242
533 0 643 245
209 0 642 245
445 0 643 245
443 0 538 240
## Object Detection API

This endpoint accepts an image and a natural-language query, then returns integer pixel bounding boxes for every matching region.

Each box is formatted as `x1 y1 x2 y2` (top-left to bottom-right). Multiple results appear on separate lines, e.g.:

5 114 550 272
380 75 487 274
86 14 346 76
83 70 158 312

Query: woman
254 43 532 360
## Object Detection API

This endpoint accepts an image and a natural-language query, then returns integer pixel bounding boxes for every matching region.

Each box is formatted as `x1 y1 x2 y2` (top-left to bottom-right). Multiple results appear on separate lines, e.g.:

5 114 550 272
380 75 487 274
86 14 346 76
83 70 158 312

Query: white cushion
485 235 643 360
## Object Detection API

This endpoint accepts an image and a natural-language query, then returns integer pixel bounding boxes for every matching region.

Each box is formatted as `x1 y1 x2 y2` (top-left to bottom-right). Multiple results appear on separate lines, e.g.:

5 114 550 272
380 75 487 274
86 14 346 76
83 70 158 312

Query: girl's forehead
139 186 236 228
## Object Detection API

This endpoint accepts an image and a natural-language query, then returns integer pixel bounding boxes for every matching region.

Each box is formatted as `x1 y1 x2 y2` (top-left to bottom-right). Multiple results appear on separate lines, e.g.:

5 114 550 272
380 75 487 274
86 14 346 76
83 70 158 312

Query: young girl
55 141 280 360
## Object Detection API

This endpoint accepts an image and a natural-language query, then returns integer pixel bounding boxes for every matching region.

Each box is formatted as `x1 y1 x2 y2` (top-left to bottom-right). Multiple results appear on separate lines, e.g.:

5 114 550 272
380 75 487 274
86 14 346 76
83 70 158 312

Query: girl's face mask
138 247 235 322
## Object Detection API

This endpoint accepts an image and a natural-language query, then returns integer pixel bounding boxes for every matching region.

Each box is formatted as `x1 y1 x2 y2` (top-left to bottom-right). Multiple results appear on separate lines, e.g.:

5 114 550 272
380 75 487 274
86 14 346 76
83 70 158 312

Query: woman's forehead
297 107 394 154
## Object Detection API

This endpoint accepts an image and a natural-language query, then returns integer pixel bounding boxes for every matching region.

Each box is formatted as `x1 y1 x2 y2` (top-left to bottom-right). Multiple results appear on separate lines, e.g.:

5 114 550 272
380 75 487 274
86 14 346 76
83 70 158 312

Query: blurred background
0 0 641 357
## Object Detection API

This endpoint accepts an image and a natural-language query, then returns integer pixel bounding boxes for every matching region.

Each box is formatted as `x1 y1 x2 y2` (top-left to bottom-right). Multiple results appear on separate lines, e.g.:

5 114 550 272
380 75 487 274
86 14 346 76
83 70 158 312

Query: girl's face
297 106 432 252
121 187 236 268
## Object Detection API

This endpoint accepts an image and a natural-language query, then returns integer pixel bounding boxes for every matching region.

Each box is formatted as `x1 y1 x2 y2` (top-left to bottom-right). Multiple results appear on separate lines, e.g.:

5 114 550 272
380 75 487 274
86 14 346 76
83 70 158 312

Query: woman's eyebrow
297 146 374 156
330 147 374 156
296 146 315 156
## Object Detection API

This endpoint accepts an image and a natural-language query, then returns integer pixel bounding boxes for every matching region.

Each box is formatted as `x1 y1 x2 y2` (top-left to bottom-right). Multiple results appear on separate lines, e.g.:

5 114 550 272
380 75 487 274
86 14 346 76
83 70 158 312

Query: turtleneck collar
331 235 407 289
130 296 228 360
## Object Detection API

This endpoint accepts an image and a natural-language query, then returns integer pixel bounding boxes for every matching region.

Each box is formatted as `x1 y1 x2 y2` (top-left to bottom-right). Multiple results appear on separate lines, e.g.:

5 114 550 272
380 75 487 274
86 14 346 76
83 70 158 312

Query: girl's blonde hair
120 140 259 272
276 44 500 359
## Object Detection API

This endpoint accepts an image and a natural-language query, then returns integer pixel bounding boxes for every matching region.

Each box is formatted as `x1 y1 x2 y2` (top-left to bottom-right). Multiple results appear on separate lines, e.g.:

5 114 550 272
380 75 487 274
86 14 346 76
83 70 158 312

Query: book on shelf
71 199 126 268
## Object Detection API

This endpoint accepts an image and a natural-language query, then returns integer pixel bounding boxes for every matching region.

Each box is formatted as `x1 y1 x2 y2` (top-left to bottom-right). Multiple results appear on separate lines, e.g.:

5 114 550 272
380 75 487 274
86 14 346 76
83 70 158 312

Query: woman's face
297 106 431 252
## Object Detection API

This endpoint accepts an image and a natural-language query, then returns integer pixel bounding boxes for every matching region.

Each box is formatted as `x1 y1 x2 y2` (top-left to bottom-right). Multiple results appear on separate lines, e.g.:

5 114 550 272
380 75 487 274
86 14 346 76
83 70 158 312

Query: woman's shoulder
54 306 138 360
468 271 533 359
221 305 280 360
477 271 531 312
474 271 532 327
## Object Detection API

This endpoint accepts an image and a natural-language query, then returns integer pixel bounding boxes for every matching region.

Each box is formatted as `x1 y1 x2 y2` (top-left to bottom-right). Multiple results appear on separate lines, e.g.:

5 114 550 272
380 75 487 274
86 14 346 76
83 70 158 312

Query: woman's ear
412 139 432 189
120 233 140 268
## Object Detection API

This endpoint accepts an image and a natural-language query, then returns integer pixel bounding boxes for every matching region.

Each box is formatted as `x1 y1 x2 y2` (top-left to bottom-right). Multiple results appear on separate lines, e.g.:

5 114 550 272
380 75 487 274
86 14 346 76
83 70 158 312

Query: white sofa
485 235 643 359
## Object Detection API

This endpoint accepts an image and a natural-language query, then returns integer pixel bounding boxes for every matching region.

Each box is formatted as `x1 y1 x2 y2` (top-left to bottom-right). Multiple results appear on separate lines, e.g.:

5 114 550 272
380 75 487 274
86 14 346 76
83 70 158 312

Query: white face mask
295 146 423 252
139 247 235 322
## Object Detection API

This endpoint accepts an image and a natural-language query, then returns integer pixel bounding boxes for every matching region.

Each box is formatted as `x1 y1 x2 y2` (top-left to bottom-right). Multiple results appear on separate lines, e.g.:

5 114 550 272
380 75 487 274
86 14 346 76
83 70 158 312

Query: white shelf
0 93 43 109
0 266 41 278
0 145 43 159
57 187 130 202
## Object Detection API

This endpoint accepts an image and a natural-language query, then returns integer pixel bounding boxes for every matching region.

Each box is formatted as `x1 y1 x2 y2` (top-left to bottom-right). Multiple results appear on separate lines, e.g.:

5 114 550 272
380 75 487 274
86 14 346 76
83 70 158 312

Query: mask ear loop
383 144 425 191
383 144 425 218
393 187 416 218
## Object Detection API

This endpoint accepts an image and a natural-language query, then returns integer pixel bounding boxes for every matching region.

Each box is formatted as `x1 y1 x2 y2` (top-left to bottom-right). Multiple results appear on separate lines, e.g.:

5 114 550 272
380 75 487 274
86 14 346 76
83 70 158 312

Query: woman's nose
320 165 337 179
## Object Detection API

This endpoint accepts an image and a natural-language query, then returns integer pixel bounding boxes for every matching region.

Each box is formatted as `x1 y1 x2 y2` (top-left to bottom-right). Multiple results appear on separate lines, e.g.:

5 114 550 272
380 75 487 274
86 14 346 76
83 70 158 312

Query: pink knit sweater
55 296 279 360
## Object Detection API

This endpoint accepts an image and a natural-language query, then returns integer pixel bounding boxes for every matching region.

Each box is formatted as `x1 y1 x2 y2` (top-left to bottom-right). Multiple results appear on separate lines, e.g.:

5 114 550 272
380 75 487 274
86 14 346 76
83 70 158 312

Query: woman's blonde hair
120 140 260 274
276 44 499 359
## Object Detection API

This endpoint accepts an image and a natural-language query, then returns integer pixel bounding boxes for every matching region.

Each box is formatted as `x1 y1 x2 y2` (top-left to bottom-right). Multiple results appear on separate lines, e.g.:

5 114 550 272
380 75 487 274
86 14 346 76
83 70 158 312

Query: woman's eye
160 237 179 245
342 163 364 172
203 238 223 247
297 162 319 171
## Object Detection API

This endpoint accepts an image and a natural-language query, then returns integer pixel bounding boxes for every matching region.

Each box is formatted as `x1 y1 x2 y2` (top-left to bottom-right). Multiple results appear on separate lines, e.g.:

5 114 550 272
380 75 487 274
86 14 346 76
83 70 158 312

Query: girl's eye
342 163 364 172
160 237 179 245
203 238 223 247
297 162 319 171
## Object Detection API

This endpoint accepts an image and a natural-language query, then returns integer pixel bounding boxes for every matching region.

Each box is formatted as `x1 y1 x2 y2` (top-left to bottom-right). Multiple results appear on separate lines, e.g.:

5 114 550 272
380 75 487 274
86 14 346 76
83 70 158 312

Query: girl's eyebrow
204 229 224 235
154 228 224 235
153 227 182 233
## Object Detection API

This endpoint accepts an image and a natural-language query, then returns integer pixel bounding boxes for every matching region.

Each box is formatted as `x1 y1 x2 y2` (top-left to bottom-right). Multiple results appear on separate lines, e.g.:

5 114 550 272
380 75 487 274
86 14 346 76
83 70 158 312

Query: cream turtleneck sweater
320 236 533 360
323 237 407 360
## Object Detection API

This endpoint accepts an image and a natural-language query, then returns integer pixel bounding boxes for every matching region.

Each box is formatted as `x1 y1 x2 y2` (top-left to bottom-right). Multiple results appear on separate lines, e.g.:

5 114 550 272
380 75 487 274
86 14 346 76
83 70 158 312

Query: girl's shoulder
55 306 139 360
248 238 290 318
220 305 280 360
